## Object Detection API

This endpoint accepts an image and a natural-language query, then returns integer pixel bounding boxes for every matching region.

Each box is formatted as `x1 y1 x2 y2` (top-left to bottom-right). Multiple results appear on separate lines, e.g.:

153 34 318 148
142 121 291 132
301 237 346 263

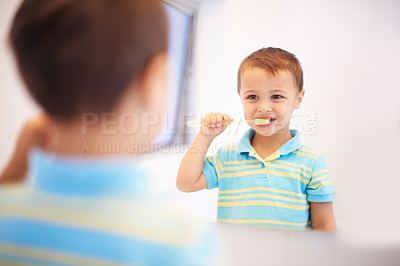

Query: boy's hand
0 114 49 184
199 112 233 140
21 114 49 149
177 112 232 193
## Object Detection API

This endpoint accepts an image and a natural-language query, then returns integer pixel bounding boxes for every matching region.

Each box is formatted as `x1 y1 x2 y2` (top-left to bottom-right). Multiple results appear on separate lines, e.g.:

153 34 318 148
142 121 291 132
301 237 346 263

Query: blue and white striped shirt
0 149 215 265
203 129 335 230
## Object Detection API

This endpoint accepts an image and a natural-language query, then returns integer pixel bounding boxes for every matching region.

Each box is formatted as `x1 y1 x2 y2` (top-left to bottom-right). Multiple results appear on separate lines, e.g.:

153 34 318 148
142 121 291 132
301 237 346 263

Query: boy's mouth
254 117 276 126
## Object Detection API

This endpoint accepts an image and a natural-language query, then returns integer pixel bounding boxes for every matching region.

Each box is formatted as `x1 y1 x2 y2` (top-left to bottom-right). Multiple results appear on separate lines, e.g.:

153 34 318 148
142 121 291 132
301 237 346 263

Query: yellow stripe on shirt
218 186 306 198
311 169 329 177
308 180 332 189
223 160 259 165
217 219 311 227
293 151 318 159
218 193 308 203
0 205 191 246
309 174 330 184
217 158 224 173
223 164 262 171
269 170 310 184
218 200 309 210
258 225 312 231
0 243 129 266
213 157 221 178
298 148 319 156
221 169 266 178
270 164 311 178
273 160 312 172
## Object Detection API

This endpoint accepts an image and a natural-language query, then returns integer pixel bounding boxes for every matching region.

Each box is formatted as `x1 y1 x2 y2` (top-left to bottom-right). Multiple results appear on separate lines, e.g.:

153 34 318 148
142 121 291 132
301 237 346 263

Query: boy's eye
247 95 258 100
271 95 284 99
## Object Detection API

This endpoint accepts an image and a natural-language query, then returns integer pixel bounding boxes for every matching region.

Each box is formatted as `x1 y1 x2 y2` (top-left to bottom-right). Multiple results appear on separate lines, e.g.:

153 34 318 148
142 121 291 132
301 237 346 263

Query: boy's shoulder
213 143 240 155
292 145 330 173
222 143 239 151
295 145 322 158
216 142 322 156
205 143 239 162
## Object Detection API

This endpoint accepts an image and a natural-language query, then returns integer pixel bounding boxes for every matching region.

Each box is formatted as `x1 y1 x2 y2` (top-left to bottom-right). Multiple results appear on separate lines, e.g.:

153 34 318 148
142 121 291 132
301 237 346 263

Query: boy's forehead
240 67 296 93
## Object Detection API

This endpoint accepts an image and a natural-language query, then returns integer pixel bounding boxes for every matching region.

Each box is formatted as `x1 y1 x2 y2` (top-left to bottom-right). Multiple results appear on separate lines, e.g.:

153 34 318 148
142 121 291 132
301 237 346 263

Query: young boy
177 47 336 231
0 0 217 264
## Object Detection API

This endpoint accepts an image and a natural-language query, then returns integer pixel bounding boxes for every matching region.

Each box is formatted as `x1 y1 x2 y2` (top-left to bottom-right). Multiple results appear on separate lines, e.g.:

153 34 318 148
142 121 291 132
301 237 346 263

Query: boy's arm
310 201 336 232
176 134 213 192
176 113 232 192
0 115 48 184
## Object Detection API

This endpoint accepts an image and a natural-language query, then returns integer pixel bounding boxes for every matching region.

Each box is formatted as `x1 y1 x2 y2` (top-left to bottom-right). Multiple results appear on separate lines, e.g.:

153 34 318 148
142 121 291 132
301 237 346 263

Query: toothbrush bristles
254 118 270 125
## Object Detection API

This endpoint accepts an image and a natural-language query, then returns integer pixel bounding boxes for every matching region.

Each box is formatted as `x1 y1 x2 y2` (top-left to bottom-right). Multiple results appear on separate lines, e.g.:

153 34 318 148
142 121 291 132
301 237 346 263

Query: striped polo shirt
203 128 335 230
0 149 216 265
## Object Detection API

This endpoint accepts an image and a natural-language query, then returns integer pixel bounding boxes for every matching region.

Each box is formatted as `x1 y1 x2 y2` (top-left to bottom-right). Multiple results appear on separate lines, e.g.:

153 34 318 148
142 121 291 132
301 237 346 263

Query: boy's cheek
243 110 252 120
241 104 251 115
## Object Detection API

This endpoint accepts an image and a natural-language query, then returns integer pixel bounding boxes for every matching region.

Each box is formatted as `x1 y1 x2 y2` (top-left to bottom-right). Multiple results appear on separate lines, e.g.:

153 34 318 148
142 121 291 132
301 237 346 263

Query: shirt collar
28 149 148 198
238 128 302 156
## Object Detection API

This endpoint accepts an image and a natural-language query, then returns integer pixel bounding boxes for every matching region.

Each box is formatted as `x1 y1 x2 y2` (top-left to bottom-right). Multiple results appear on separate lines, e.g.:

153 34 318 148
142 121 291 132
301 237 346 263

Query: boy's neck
250 126 293 159
43 118 145 157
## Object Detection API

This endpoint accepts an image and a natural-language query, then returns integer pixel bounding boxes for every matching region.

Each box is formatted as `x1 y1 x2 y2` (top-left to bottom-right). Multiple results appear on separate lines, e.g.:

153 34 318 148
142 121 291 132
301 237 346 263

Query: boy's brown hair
9 0 167 120
237 47 303 92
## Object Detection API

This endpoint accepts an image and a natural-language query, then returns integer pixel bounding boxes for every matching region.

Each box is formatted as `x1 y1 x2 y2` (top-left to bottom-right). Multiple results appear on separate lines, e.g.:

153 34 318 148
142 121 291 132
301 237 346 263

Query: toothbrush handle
186 120 240 128
186 120 204 127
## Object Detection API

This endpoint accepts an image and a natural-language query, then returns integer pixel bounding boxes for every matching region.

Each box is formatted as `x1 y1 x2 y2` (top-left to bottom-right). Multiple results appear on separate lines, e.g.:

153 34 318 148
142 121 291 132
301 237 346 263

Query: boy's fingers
223 114 233 128
201 113 207 123
222 113 230 124
202 112 232 131
201 114 211 127
216 113 222 127
210 113 216 127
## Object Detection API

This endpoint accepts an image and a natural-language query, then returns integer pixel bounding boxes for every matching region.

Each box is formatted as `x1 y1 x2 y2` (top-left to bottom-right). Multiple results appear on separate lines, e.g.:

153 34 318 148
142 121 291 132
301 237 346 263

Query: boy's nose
257 101 272 112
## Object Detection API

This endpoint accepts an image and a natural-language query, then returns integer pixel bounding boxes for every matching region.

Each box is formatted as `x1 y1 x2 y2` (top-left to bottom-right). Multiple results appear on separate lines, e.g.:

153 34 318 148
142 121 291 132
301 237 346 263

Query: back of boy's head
9 0 167 120
237 47 303 92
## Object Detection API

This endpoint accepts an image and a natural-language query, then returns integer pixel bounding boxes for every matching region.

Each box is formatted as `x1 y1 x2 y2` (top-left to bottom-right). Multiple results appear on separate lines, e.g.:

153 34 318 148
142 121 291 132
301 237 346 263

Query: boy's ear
237 89 243 102
295 89 305 109
138 52 168 109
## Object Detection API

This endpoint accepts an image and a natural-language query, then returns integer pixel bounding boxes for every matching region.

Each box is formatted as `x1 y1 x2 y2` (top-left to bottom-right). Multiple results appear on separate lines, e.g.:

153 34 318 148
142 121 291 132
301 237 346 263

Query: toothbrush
186 118 271 127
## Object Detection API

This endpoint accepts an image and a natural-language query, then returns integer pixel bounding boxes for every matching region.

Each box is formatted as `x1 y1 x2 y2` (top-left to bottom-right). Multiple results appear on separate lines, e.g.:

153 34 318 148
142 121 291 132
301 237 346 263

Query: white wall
190 0 400 246
1 0 399 248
